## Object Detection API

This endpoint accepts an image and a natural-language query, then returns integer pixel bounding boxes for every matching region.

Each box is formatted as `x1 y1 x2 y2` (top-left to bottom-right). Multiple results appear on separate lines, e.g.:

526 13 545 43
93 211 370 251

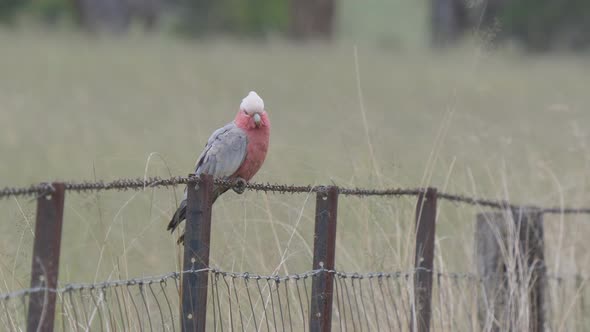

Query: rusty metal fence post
475 209 547 332
412 187 437 332
309 186 339 332
181 174 214 332
27 183 66 332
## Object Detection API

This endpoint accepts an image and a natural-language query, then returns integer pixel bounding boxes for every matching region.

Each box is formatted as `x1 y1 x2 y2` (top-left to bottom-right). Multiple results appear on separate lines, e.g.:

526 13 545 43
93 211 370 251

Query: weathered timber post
475 211 509 331
412 188 437 332
181 174 214 332
514 208 547 332
309 186 339 332
475 209 547 332
27 183 66 332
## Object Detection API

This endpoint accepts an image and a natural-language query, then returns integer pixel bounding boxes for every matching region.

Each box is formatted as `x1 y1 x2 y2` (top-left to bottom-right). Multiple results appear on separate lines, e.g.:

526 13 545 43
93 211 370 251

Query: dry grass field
1 28 590 330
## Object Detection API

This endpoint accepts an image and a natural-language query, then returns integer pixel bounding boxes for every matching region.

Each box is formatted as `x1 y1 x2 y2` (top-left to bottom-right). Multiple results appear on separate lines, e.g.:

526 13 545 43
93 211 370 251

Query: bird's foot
232 177 247 194
188 173 200 191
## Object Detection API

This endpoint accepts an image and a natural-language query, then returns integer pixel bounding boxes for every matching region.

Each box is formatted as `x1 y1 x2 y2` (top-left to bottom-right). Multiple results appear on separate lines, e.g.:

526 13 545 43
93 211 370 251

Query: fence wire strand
2 175 590 214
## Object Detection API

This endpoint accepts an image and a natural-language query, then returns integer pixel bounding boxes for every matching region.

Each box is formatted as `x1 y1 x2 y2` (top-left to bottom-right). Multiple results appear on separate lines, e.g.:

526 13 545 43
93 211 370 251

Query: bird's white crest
240 91 265 114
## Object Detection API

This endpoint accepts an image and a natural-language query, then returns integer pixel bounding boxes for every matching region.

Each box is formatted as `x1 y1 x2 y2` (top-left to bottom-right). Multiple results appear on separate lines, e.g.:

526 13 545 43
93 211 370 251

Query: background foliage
2 0 590 50
501 0 590 50
176 0 289 36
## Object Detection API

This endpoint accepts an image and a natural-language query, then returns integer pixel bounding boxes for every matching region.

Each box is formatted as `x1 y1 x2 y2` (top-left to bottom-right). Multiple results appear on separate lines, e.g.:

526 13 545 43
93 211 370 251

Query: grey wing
194 122 248 178
170 123 246 235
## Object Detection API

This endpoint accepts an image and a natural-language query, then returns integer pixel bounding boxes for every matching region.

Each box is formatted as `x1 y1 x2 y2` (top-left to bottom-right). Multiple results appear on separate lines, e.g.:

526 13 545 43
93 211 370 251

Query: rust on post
181 174 214 332
27 183 66 332
412 187 437 332
309 186 339 332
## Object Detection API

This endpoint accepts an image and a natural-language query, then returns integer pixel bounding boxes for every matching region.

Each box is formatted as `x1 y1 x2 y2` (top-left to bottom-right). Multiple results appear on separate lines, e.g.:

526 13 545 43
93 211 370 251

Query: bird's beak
253 113 261 127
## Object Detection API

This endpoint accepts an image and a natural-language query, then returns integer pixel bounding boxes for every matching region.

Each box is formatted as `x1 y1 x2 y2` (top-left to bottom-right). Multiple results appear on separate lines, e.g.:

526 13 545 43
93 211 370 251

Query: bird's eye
243 110 249 115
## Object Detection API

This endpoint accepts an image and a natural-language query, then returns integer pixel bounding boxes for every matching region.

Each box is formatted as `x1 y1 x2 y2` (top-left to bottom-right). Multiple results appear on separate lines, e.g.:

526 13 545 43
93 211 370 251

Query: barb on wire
1 175 590 214
0 183 55 200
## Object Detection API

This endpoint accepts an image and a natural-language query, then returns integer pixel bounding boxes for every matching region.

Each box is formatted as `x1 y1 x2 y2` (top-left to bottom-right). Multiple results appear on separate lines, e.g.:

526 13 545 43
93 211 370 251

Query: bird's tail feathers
170 189 225 244
167 199 187 233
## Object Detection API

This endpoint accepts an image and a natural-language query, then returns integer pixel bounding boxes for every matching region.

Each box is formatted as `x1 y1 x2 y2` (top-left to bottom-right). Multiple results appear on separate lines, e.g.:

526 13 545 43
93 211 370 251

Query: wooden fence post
475 211 509 331
27 183 66 332
309 186 339 332
412 187 437 332
181 174 214 332
475 209 547 332
514 208 547 332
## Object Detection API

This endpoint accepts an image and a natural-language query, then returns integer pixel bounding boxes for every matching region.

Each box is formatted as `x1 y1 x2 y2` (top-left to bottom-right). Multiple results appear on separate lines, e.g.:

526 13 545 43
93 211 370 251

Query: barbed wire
1 175 590 214
0 183 56 199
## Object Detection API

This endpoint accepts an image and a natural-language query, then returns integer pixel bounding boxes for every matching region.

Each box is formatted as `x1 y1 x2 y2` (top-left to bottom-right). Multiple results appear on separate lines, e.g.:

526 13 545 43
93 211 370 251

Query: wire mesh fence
2 268 589 332
1 270 184 331
2 175 590 331
0 268 474 332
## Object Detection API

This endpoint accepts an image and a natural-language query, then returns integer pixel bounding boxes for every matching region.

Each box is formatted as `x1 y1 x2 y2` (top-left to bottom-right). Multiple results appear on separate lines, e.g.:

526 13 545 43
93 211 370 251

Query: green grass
1 28 590 330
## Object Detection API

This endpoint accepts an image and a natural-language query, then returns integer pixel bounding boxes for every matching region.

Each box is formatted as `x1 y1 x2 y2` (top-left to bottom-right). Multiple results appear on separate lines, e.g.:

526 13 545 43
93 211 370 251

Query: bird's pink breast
234 125 270 181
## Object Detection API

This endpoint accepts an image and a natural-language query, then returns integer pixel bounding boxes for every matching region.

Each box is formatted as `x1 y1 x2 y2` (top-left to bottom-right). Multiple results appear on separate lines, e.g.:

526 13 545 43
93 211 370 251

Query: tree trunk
430 0 467 47
74 0 131 33
290 0 335 40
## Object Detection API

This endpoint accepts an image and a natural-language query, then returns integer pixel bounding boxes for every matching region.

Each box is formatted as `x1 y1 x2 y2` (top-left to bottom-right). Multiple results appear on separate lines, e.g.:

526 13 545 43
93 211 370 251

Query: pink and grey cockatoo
168 91 270 243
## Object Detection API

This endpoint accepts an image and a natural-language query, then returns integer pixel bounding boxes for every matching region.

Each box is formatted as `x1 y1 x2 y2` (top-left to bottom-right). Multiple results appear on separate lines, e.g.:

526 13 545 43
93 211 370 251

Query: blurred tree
290 0 335 39
430 0 468 47
26 0 74 24
501 0 590 51
430 0 505 47
0 0 28 24
431 0 590 51
175 0 214 35
176 0 288 37
72 0 162 32
72 0 131 32
226 0 288 35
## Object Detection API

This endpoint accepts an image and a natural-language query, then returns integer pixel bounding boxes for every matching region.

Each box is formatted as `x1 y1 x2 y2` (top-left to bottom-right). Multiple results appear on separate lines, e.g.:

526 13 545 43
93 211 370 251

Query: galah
167 91 271 243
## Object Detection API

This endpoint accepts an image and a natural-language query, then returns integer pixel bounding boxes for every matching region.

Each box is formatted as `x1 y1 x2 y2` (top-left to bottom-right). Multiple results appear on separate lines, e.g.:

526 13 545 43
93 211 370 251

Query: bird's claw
188 173 200 191
232 178 247 194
